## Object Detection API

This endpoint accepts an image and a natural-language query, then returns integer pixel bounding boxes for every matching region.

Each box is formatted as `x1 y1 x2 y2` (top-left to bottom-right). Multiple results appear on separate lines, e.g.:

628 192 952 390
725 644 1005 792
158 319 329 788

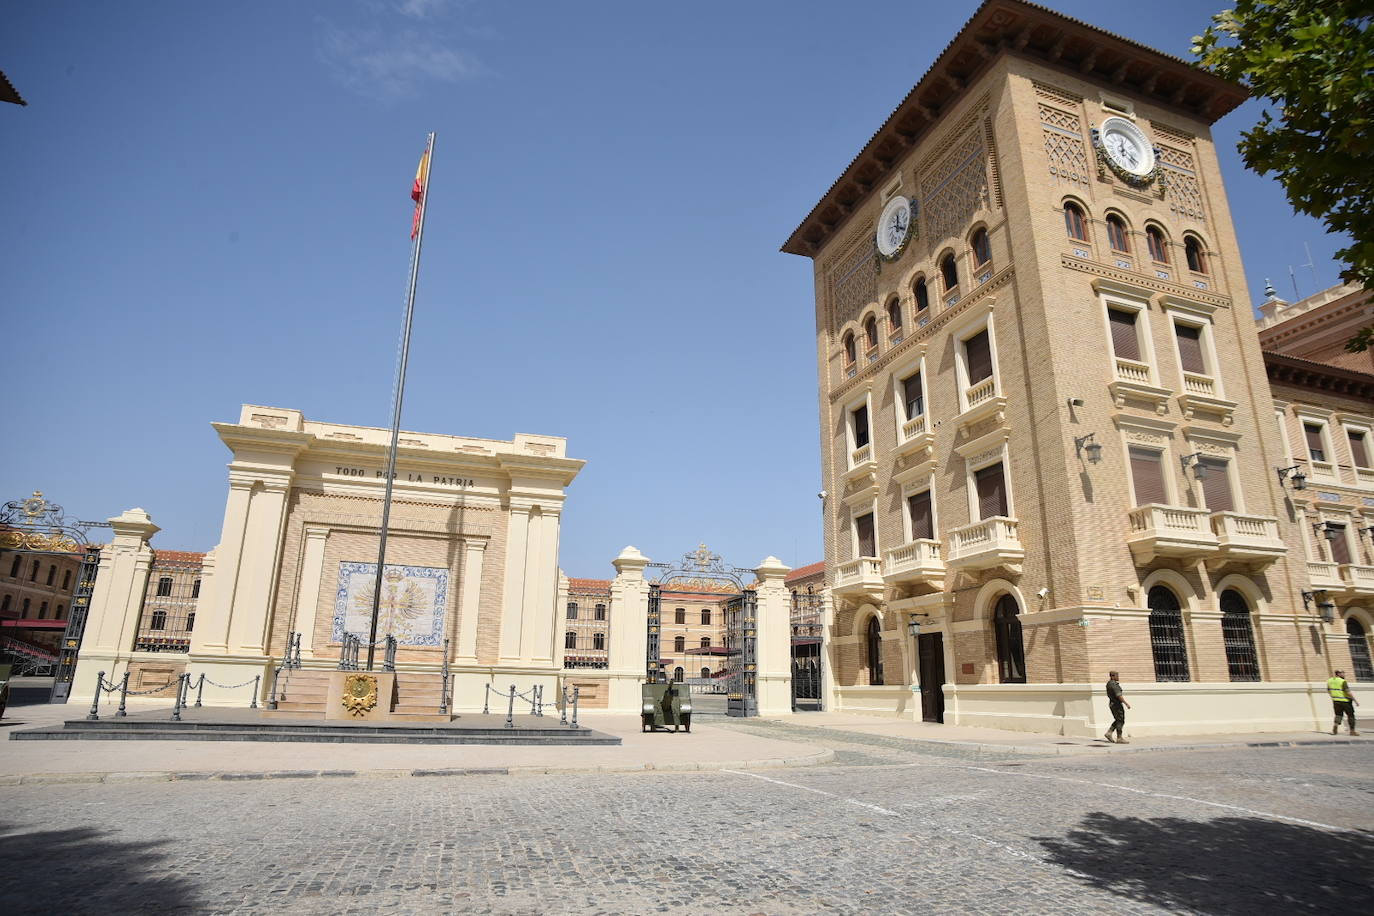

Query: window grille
566 602 578 620
1219 590 1261 681
156 576 173 597
1147 586 1191 681
1348 618 1374 681
563 586 611 669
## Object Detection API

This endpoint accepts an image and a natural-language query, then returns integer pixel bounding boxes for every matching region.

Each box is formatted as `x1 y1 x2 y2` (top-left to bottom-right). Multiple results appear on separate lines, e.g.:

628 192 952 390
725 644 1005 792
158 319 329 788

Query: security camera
817 490 828 501
1068 397 1085 408
1036 587 1050 598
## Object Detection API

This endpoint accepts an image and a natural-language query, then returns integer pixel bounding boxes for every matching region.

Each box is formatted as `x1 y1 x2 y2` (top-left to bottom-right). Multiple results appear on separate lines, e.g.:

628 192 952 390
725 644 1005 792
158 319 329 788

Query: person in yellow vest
1327 669 1359 736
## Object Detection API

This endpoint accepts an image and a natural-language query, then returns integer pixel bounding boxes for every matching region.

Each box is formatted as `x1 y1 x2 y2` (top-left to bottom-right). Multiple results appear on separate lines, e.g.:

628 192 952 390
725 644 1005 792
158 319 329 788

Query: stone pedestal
325 670 396 722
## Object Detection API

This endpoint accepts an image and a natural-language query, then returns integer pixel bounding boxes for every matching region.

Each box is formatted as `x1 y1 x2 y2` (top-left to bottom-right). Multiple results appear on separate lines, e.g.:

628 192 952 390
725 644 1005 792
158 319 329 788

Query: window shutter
1108 310 1141 361
1348 431 1370 468
903 374 924 419
975 463 1008 519
1304 424 1326 461
1329 525 1352 565
1175 324 1206 373
908 491 933 540
853 405 869 448
1128 447 1167 506
964 330 993 384
856 513 877 557
1199 457 1234 512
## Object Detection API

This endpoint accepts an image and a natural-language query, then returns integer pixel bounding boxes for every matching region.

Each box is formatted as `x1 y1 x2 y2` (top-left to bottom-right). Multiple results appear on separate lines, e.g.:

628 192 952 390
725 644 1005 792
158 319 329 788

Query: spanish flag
410 147 430 239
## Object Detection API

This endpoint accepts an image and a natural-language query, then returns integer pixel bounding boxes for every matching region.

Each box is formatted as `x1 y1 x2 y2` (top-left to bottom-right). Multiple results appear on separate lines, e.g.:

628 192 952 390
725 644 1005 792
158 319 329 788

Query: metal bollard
116 671 130 717
559 685 568 726
570 685 580 729
171 674 186 721
505 684 516 729
87 672 105 720
250 674 260 709
269 665 281 710
195 673 206 707
482 684 490 716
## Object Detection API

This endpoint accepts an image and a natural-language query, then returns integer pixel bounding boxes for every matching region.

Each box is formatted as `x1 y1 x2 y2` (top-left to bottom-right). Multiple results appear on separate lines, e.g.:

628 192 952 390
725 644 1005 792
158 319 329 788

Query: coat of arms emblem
341 673 379 716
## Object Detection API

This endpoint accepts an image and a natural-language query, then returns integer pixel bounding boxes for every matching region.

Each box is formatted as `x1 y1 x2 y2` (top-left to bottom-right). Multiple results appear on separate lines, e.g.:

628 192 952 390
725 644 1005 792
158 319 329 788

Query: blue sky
1 0 1349 578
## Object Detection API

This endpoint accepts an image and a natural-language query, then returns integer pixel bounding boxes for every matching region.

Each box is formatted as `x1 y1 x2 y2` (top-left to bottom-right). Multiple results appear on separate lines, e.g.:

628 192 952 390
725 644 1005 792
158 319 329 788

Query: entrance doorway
917 631 945 723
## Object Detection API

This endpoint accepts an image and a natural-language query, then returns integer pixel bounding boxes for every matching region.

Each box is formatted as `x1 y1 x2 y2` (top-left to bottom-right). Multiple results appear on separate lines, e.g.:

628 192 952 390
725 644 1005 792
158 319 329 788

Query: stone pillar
754 555 793 717
820 589 837 711
455 538 486 663
293 526 328 656
69 508 159 703
498 503 532 662
520 507 560 665
606 546 650 714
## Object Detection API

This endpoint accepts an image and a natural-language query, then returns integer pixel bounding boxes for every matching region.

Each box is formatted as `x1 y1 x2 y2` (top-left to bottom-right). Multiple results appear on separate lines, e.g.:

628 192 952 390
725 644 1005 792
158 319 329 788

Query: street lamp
1180 452 1208 480
1302 589 1336 624
1074 433 1103 464
1276 465 1308 491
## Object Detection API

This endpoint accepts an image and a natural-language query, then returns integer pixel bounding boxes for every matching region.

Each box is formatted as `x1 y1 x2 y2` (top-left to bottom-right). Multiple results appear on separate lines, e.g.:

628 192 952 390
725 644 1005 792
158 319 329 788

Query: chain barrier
557 684 580 729
85 671 122 720
438 638 451 715
270 632 302 710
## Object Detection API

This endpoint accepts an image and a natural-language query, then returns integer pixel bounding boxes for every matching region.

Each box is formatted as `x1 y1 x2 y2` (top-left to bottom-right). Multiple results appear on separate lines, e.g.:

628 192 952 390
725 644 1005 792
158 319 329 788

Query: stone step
11 727 619 746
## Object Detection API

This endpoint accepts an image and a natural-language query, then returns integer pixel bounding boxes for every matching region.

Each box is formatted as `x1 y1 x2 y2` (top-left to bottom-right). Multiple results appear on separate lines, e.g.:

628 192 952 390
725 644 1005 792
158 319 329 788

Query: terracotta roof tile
785 561 825 584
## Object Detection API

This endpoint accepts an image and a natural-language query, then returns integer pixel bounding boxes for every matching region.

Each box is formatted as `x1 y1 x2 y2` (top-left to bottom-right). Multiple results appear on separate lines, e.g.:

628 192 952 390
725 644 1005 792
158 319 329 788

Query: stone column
498 502 532 662
820 589 837 712
520 507 560 665
754 556 794 717
605 546 650 714
293 526 328 656
455 538 486 663
69 508 159 703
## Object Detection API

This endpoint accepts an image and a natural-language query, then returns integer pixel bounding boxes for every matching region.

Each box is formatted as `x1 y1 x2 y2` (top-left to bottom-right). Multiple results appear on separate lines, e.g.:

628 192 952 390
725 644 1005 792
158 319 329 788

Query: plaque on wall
332 562 448 646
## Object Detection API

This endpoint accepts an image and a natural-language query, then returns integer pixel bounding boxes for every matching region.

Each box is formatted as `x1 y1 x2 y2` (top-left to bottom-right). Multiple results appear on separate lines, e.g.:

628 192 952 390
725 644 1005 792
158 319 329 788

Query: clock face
876 196 913 259
1099 117 1154 177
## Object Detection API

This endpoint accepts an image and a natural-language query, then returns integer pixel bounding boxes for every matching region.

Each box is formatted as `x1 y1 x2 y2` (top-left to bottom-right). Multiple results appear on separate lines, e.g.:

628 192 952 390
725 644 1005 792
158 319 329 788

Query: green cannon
641 680 692 733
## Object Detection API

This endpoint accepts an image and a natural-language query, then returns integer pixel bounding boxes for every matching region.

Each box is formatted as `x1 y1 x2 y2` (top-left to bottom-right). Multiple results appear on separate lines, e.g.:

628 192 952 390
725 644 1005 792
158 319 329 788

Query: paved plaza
2 709 1371 915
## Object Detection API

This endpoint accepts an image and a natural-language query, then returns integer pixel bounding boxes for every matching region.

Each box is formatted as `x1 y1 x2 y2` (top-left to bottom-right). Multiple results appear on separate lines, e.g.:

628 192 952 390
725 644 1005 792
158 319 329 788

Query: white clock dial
875 196 913 259
1099 117 1154 177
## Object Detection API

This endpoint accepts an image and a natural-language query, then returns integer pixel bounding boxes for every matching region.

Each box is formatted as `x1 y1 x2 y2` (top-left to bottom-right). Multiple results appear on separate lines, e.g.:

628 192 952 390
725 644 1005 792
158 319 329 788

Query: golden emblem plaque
341 673 379 717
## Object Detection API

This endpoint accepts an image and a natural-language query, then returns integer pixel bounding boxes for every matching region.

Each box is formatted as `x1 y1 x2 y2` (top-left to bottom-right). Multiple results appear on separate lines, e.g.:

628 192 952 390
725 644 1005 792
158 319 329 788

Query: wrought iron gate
723 590 758 717
790 622 823 711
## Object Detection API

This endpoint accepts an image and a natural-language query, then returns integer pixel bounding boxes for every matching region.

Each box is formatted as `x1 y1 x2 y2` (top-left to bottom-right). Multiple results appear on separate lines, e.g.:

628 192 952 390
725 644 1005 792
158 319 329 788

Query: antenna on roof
1302 242 1318 292
1288 265 1300 301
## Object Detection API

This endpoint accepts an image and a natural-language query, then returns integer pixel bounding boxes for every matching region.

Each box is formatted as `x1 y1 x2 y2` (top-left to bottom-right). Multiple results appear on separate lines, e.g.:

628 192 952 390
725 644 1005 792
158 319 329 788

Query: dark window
30 560 39 581
1185 237 1206 273
595 603 607 621
56 604 65 619
902 372 924 421
852 405 870 450
975 463 1008 519
1147 586 1191 681
971 228 992 266
62 569 71 590
964 329 993 384
1108 309 1141 361
156 576 173 597
865 616 885 686
701 666 711 679
908 491 934 541
185 612 195 632
993 594 1027 684
673 666 685 683
1174 323 1206 373
1219 590 1261 682
1106 214 1130 252
700 636 711 649
593 632 605 650
1129 447 1167 506
673 635 685 652
38 601 48 619
1328 524 1352 566
1350 430 1371 468
1064 203 1088 241
864 315 878 351
1347 618 1374 681
940 254 958 291
887 299 902 335
674 608 686 625
1198 457 1234 513
914 278 930 312
700 609 710 625
8 555 18 578
565 631 577 650
843 332 856 367
856 513 877 558
1146 226 1169 263
566 602 578 620
0 595 9 614
192 578 201 599
46 565 56 586
1304 424 1327 462
21 598 30 617
150 610 168 631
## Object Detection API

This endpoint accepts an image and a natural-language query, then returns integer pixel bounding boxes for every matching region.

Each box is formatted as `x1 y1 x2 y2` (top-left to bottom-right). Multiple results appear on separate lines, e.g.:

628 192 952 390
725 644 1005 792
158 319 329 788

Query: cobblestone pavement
1 719 1370 915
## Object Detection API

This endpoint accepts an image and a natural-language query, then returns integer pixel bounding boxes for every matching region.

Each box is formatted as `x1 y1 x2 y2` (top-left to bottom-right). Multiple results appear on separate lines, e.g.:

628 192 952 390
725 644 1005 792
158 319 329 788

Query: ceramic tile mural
333 562 447 646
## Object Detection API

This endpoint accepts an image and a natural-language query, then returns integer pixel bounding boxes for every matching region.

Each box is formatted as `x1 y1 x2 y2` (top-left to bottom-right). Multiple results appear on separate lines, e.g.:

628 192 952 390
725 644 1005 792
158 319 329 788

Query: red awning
1 619 69 629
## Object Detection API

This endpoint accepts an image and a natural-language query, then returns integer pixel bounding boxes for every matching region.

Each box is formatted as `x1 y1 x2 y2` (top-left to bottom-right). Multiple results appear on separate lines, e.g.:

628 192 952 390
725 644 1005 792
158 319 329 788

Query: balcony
883 539 945 588
1207 512 1286 569
845 442 877 484
1108 358 1172 413
833 557 884 599
1177 372 1237 425
1340 564 1374 596
893 413 935 461
1307 561 1344 591
946 517 1023 574
1126 504 1219 565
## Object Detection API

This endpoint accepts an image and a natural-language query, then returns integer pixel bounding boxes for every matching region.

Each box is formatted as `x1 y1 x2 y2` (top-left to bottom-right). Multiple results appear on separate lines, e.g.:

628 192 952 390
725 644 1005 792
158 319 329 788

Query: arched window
914 277 930 312
1145 225 1169 263
46 565 56 586
56 604 65 619
970 227 992 266
0 595 9 614
939 253 958 292
887 298 903 336
673 666 685 683
674 608 686 624
185 612 195 632
30 560 39 581
8 555 19 578
191 578 201 599
566 602 578 620
1348 617 1374 681
1219 589 1261 681
594 603 607 620
993 595 1027 684
156 576 173 597
1064 202 1088 241
673 635 686 652
1185 236 1207 273
700 636 711 649
863 315 879 351
21 598 30 617
593 632 605 650
843 332 856 367
62 569 71 590
700 609 711 625
1147 585 1191 681
564 631 577 650
38 601 48 619
1105 214 1130 252
150 610 168 631
701 666 711 679
865 616 885 686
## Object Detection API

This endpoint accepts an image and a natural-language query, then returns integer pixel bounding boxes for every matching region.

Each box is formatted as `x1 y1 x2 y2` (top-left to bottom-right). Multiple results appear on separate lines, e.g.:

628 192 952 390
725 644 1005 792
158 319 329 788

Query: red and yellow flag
410 147 430 239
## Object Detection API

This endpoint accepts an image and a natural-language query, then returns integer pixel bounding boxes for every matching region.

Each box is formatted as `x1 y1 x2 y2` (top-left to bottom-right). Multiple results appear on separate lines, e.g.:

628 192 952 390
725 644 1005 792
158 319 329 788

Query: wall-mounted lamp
1180 452 1208 480
1302 589 1336 624
1313 521 1339 542
907 613 929 638
1360 525 1374 541
1276 465 1308 491
1074 433 1103 464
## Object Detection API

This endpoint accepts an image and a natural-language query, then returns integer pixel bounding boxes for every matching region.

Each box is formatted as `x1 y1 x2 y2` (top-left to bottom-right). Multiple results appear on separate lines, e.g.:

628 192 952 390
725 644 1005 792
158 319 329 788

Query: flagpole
366 131 435 671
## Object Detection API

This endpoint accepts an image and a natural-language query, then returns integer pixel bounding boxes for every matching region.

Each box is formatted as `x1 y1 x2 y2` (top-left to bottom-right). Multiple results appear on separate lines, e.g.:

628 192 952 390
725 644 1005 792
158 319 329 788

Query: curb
0 748 835 786
887 734 1370 757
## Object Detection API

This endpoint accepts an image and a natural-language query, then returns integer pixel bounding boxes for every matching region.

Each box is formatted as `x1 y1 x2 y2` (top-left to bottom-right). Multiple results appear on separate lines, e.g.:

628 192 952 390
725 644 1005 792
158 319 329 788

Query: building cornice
1264 351 1374 400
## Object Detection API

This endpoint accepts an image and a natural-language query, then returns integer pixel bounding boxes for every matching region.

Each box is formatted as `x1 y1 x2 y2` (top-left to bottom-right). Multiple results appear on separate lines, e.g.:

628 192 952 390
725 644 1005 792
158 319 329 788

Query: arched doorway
1147 585 1190 681
1348 617 1374 681
993 594 1026 684
865 615 885 686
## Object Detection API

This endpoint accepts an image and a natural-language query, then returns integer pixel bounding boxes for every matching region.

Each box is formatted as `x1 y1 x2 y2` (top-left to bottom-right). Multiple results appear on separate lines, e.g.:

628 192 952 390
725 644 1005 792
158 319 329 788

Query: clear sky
1 0 1350 579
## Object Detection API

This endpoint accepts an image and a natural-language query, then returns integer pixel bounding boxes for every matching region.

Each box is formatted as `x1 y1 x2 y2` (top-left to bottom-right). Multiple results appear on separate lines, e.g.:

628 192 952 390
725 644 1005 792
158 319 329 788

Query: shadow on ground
0 821 200 914
1037 812 1374 914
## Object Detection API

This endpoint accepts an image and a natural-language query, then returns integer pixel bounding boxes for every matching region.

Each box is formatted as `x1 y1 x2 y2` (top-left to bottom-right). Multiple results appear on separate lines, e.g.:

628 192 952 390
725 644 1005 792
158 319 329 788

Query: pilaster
456 538 487 662
293 526 328 656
